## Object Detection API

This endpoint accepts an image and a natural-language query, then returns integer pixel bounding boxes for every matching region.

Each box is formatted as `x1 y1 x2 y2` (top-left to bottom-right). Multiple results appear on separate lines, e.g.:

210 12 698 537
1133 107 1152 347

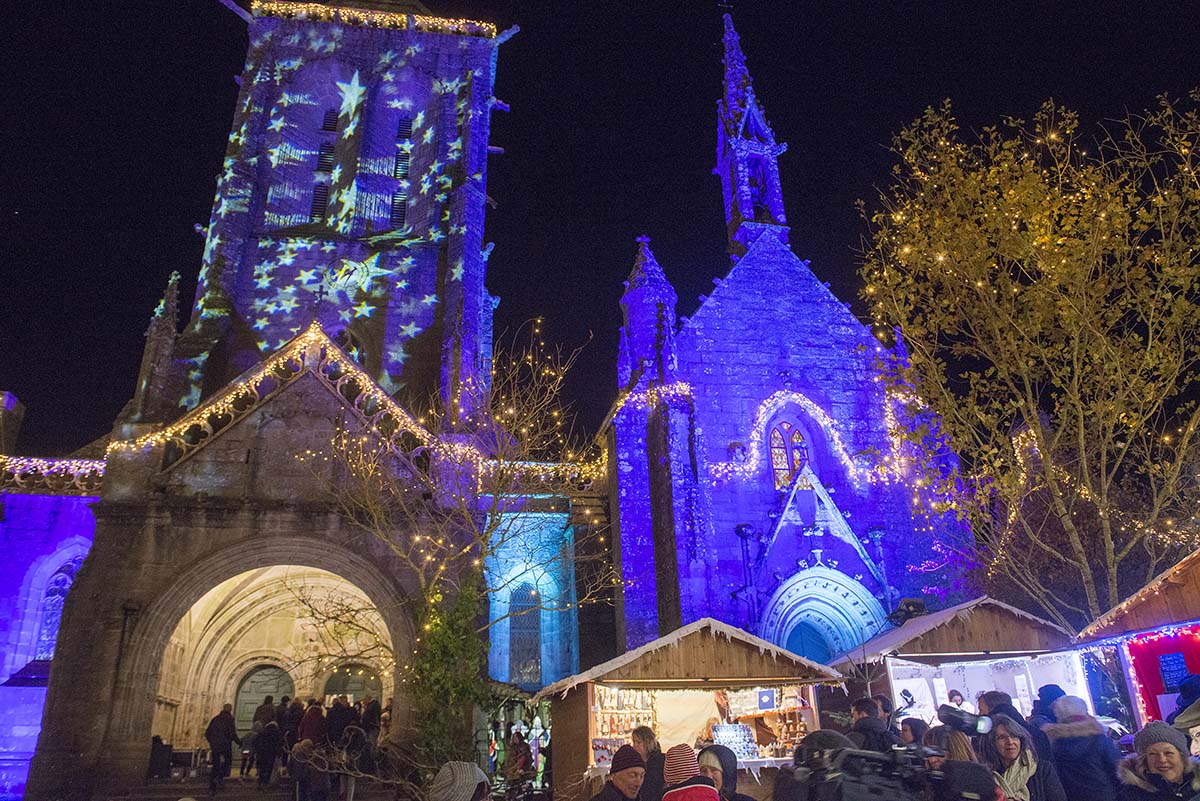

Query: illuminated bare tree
861 93 1200 630
293 319 615 773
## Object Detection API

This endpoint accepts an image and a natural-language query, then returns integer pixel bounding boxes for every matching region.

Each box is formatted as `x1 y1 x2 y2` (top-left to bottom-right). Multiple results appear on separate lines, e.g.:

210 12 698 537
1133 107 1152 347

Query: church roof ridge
249 0 497 38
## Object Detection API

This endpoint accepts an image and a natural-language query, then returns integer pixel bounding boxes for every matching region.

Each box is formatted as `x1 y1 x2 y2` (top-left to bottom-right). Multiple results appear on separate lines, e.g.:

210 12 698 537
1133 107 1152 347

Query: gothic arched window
35 556 84 661
509 584 541 689
769 421 809 491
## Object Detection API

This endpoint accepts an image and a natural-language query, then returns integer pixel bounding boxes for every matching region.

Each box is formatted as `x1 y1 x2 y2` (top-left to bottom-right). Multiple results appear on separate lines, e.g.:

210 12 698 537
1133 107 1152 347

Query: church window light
321 109 338 132
316 142 335 172
310 184 330 221
393 151 410 180
35 556 84 661
509 583 541 689
769 421 809 490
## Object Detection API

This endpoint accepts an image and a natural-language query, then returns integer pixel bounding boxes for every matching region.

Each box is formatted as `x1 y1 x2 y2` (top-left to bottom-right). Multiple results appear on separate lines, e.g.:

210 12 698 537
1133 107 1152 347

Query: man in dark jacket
253 695 277 728
847 697 901 753
590 745 646 801
255 721 284 786
361 694 382 745
698 744 754 801
1043 696 1120 801
205 703 241 794
327 695 358 746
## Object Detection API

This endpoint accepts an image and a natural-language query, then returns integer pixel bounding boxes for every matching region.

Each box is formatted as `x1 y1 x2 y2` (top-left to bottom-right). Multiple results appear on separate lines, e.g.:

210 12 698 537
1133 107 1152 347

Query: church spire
619 236 677 386
120 272 182 424
715 14 789 261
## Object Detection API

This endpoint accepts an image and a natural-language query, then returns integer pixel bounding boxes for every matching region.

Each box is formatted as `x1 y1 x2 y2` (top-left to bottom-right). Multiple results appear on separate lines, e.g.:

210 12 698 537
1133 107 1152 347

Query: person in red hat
591 745 647 801
661 744 719 801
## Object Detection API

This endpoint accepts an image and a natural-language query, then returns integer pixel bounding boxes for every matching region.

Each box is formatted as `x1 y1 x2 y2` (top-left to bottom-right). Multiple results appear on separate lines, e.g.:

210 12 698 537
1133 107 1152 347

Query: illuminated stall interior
534 619 841 801
832 597 1090 722
153 566 393 750
1077 547 1200 727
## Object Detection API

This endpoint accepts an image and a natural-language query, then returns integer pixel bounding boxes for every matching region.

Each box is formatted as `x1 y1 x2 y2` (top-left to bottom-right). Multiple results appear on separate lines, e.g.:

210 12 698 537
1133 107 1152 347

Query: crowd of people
203 692 387 798
580 683 1200 801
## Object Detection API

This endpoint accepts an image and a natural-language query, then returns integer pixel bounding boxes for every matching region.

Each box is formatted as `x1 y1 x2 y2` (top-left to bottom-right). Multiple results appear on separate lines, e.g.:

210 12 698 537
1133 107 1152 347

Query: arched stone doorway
323 663 383 704
29 531 417 799
235 666 295 734
758 566 888 662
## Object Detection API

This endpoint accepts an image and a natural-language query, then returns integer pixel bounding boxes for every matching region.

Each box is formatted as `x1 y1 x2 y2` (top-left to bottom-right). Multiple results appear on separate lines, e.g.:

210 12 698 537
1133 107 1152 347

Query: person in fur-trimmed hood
1042 696 1120 801
1118 721 1200 800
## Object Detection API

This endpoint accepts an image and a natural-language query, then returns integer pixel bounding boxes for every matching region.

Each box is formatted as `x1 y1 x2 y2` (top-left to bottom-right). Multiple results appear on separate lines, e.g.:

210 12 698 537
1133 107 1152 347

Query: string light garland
0 456 106 494
250 1 496 38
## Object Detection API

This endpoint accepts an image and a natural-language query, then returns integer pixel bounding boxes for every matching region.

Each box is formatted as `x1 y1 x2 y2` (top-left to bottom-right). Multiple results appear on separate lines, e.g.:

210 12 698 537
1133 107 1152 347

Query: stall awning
829 596 1074 669
1078 548 1200 644
534 618 842 700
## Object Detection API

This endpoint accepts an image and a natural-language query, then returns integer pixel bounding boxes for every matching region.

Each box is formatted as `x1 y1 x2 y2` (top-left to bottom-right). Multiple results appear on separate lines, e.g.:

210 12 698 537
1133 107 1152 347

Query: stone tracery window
509 583 541 689
769 420 809 491
35 556 84 661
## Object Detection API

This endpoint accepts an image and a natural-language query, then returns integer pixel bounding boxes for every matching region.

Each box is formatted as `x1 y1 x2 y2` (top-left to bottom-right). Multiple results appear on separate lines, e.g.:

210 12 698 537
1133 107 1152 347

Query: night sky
1 1 1195 456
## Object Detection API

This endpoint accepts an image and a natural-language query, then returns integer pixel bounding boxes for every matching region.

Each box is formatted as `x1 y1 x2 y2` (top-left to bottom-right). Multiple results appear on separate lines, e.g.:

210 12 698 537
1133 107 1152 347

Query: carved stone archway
758 566 887 662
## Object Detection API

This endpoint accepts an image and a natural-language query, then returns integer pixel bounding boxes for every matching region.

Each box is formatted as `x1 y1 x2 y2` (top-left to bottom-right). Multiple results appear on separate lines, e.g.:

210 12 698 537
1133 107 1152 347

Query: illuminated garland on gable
708 389 869 485
0 457 105 495
251 1 497 38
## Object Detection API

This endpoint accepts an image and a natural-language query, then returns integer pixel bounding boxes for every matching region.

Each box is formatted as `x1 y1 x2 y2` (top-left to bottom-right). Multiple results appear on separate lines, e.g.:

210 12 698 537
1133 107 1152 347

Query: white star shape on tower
337 71 366 120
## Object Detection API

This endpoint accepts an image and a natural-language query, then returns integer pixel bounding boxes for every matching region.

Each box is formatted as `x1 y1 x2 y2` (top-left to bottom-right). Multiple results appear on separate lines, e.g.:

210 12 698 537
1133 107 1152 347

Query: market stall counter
533 618 843 801
830 596 1093 723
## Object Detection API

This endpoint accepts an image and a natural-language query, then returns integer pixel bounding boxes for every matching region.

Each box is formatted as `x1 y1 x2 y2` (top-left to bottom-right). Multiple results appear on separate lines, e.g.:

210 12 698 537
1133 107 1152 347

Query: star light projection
178 12 494 406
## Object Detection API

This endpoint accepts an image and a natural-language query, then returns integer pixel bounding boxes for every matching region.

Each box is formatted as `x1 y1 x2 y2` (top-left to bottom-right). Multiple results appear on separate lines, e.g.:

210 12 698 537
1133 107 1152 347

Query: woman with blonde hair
923 724 980 767
632 726 665 801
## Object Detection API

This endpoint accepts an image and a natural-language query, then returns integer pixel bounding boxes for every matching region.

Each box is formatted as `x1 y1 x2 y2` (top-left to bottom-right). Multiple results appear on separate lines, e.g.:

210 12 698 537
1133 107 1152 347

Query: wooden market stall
830 597 1088 722
533 618 842 801
1077 548 1200 726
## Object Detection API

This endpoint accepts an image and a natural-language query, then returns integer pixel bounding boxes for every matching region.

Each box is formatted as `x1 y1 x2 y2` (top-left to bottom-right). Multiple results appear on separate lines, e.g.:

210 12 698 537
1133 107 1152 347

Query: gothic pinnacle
720 13 754 135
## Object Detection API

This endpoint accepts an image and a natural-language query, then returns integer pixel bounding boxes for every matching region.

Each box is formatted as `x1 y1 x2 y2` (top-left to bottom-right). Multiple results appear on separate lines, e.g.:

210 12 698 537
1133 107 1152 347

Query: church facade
0 3 945 800
607 16 937 661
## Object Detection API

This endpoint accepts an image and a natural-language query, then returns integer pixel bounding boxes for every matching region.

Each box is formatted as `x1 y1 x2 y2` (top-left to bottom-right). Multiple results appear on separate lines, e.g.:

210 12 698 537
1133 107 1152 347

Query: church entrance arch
235 665 295 734
33 533 417 795
758 566 887 662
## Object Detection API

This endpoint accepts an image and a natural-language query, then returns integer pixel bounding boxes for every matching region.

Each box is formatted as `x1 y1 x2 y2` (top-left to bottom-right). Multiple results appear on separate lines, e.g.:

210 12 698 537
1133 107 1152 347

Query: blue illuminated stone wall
610 14 955 658
485 512 579 689
0 493 95 800
173 11 501 421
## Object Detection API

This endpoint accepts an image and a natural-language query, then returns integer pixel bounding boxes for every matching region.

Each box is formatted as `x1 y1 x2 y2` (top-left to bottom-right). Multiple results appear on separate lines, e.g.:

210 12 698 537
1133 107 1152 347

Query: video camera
773 704 999 801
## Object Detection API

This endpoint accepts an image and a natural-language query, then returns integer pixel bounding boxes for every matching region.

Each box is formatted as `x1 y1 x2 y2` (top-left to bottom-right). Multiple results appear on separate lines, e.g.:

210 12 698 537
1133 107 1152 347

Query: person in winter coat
847 697 901 753
977 714 1066 801
253 695 276 729
205 703 241 794
1042 695 1120 801
633 726 666 801
661 744 718 801
1118 721 1200 800
298 699 327 745
590 745 646 801
698 744 755 801
1166 676 1200 726
361 694 382 745
255 721 283 786
980 691 1055 761
430 761 490 801
327 695 359 746
292 739 331 801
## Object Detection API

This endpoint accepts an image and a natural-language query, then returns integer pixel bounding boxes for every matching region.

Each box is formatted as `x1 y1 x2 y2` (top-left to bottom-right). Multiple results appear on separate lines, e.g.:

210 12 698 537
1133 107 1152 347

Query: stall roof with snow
1077 548 1200 643
830 596 1074 669
534 617 842 699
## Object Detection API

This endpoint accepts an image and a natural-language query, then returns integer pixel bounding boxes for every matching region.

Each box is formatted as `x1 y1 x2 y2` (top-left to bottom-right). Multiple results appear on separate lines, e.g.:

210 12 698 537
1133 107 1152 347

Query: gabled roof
830 596 1073 669
1077 548 1200 643
534 617 842 700
107 322 429 470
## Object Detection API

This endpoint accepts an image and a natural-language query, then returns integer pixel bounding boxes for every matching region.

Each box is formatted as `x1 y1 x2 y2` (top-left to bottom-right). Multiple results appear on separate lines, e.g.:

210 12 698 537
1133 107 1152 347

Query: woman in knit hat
697 744 754 801
660 744 719 801
430 762 490 801
592 745 646 801
1118 720 1200 800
